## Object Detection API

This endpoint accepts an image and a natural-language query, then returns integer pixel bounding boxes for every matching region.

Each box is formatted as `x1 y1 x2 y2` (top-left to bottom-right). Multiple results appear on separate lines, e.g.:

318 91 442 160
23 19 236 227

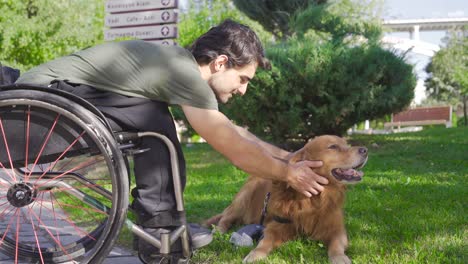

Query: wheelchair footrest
130 221 213 263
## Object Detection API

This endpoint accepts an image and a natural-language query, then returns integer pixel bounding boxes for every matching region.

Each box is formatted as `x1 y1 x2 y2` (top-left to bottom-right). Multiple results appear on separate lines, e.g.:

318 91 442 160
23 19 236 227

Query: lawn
178 126 467 264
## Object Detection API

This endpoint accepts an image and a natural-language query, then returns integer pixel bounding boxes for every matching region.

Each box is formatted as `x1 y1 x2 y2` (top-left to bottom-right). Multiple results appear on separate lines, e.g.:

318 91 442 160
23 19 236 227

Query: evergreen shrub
222 38 416 147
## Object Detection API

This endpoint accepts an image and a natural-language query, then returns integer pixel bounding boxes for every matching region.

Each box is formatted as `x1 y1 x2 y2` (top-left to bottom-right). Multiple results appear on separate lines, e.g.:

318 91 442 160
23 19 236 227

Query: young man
16 19 328 262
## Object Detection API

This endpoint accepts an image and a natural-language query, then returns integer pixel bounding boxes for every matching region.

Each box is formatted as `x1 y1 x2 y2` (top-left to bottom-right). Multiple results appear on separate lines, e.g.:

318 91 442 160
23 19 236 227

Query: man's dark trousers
50 81 186 228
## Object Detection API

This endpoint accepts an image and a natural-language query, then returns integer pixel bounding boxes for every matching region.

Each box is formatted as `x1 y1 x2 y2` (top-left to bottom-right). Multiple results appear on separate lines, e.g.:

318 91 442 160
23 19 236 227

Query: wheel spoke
34 157 104 189
24 106 31 178
57 157 75 172
49 192 99 241
31 193 98 246
15 208 21 264
0 117 16 182
28 206 74 263
26 113 61 181
53 190 108 217
0 206 18 246
28 211 45 264
27 131 86 183
49 193 61 245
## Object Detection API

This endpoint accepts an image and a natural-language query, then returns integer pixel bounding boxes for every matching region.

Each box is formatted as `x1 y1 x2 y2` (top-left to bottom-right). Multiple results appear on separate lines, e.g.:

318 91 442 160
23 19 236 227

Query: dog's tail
203 213 223 227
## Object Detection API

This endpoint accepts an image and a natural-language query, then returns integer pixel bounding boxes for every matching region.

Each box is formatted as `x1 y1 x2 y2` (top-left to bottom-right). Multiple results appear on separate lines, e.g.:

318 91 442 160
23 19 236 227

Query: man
16 19 328 262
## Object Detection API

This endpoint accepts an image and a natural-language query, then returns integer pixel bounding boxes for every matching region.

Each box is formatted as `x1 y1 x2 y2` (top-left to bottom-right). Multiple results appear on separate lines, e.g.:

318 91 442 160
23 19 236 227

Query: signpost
104 0 178 45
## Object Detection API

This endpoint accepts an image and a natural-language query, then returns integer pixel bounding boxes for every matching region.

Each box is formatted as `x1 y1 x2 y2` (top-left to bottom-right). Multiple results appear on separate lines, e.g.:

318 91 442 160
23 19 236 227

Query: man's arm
233 125 290 160
182 105 328 196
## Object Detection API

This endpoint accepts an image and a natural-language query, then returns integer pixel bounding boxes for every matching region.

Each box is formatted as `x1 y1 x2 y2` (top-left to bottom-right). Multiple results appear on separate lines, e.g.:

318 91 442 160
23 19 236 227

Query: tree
425 31 468 125
221 40 415 146
233 0 326 40
177 0 273 47
0 0 105 72
220 0 415 146
233 0 382 41
291 0 383 43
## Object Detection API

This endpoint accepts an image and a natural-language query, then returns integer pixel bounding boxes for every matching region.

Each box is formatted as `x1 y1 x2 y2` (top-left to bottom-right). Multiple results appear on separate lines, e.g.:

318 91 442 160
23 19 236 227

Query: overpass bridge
381 17 468 57
375 17 467 108
383 17 468 38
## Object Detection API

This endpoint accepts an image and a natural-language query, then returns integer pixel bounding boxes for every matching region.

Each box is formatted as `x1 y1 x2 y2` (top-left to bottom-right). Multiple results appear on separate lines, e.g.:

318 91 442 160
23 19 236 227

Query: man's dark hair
189 19 271 70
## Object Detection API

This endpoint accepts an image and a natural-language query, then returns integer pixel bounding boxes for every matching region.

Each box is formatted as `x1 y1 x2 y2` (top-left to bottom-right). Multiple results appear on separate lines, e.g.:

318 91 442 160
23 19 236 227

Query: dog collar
261 192 292 224
272 215 292 224
259 192 270 225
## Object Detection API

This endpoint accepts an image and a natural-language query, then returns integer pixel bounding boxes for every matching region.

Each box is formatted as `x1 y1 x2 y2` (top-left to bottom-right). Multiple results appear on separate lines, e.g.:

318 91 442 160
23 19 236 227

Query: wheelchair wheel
0 89 129 263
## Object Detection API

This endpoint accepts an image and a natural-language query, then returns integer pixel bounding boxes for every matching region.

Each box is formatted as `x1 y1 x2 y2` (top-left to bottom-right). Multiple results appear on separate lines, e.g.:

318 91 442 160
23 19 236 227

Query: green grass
120 126 468 263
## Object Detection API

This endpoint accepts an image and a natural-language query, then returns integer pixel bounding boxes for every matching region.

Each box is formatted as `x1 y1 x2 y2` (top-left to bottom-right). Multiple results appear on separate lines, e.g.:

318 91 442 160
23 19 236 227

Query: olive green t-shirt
16 40 218 110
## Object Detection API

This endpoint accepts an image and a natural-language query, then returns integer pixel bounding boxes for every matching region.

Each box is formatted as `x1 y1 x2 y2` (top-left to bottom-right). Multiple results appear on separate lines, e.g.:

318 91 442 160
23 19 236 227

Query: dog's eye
328 144 339 150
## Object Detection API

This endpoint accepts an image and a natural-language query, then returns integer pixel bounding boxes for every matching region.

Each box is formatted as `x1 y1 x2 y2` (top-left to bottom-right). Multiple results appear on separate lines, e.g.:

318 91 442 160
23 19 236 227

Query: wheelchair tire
0 89 129 263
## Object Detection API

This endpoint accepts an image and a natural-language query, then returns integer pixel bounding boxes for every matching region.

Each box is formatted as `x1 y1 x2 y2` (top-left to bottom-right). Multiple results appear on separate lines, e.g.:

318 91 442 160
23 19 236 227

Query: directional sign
104 0 178 44
105 9 177 27
104 24 178 41
105 0 177 13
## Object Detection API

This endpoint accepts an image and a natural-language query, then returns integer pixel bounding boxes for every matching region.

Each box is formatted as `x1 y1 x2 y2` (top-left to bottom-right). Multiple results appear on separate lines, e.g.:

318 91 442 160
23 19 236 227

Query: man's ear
213 55 229 71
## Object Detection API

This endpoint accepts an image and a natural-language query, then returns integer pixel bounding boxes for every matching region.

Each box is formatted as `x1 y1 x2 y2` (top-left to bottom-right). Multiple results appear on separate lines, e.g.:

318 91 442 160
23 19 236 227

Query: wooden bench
384 106 452 130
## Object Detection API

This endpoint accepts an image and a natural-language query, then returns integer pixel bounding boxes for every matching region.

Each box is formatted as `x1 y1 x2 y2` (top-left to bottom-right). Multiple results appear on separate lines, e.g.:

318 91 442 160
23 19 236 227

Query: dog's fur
204 135 368 264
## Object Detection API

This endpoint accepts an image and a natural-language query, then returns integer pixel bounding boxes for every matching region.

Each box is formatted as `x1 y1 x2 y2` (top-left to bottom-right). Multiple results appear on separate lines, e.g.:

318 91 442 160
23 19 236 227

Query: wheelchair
0 83 194 263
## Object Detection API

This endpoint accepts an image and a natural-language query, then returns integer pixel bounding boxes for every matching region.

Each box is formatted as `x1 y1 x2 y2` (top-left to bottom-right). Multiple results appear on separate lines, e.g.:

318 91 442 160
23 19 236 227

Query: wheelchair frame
0 84 191 263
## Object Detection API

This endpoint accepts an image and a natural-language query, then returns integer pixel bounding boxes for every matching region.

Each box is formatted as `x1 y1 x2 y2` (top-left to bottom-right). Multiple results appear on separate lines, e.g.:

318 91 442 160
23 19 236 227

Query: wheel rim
0 99 122 263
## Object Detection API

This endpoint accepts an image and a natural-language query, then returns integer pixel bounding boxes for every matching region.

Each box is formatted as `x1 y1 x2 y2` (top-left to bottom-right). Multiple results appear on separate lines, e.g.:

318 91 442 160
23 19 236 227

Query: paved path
101 246 142 264
0 245 142 263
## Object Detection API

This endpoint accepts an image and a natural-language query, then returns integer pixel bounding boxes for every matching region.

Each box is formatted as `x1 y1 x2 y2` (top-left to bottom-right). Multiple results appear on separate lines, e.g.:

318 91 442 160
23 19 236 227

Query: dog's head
290 135 368 185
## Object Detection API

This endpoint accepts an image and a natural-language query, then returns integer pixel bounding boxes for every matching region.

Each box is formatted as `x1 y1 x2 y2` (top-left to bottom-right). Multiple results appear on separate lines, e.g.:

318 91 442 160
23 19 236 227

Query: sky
382 0 467 20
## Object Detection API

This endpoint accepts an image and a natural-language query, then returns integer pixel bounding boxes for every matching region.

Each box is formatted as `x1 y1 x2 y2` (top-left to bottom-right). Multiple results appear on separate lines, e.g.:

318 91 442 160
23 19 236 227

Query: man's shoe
137 223 212 264
187 223 213 249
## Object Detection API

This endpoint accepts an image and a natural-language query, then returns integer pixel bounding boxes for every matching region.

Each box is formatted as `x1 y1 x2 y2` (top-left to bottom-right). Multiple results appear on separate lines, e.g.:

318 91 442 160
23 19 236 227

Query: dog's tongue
340 169 364 177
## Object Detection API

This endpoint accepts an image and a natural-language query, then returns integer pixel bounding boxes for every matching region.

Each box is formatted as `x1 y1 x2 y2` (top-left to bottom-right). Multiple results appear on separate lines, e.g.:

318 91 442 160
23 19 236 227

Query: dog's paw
209 225 227 234
242 250 267 263
329 254 351 264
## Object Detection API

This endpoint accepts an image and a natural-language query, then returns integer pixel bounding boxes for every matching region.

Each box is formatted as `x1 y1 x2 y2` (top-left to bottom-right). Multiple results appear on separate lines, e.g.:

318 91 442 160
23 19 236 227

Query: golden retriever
205 135 368 264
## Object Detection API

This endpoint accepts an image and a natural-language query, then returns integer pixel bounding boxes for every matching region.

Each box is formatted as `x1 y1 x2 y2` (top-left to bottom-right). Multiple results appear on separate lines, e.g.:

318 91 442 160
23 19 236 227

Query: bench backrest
392 106 452 122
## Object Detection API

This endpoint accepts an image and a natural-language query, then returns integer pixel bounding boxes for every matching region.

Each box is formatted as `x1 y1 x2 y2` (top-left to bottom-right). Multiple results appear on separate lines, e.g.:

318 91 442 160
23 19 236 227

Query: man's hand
286 160 328 197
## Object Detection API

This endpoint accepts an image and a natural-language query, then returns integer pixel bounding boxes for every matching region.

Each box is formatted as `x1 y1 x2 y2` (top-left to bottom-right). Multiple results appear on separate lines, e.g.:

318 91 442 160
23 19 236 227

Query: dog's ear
288 149 305 164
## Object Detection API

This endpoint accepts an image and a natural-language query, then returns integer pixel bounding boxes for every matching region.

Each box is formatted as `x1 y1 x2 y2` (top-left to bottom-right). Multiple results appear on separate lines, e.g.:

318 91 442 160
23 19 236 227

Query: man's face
208 62 257 104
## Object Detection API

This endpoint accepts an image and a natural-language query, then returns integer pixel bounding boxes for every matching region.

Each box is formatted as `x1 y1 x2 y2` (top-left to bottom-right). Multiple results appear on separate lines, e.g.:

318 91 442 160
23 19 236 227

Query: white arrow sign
104 24 178 41
105 9 178 27
105 0 177 13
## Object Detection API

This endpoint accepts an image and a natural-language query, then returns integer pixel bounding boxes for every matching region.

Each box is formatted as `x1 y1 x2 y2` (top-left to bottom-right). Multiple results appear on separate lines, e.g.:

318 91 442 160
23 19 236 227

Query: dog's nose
358 147 368 155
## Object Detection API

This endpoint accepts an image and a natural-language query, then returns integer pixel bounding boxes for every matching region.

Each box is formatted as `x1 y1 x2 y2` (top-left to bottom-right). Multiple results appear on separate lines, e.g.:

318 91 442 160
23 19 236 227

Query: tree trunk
26 0 38 18
463 95 467 126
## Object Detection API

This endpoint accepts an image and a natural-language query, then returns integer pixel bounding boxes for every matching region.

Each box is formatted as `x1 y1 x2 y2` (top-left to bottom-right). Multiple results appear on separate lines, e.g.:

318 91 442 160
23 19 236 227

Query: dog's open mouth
331 168 363 182
331 159 366 182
